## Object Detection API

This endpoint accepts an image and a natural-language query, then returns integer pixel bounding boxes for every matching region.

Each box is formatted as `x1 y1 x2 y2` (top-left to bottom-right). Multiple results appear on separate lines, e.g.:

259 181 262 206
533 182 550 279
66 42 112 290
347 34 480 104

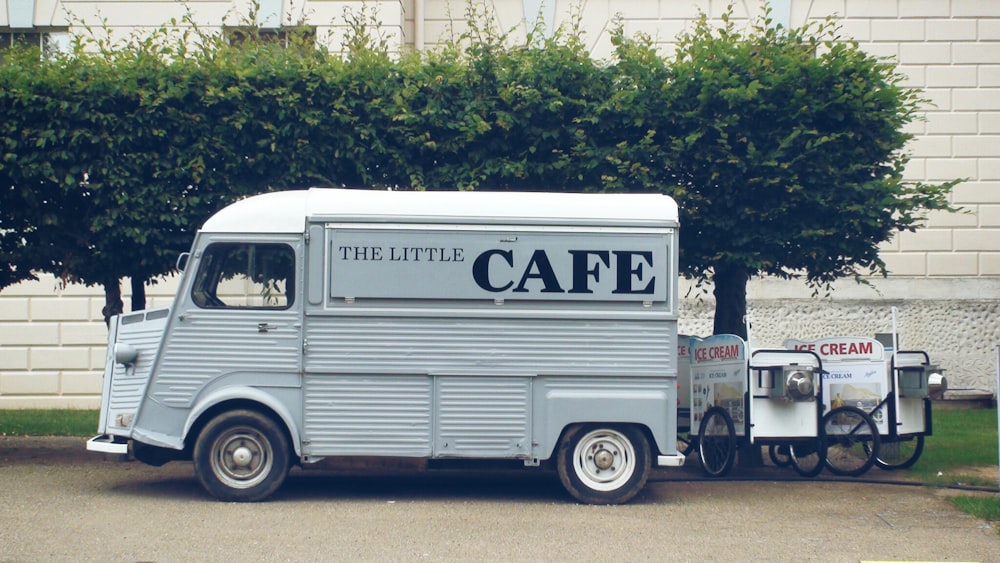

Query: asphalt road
1 437 998 562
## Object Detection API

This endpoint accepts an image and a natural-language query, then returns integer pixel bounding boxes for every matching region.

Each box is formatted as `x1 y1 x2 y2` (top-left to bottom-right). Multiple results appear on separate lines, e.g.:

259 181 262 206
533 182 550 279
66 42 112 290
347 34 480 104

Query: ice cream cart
876 348 944 469
689 335 860 478
688 334 747 476
786 334 943 472
785 336 887 476
744 347 848 477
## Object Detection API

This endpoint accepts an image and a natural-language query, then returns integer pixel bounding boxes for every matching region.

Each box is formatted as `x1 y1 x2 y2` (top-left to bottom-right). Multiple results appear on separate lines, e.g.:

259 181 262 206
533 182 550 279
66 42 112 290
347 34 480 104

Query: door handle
258 322 278 333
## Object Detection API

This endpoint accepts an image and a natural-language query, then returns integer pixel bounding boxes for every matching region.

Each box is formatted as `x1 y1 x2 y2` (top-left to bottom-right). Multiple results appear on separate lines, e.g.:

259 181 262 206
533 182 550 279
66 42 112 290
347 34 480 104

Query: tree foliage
662 9 957 335
0 5 958 331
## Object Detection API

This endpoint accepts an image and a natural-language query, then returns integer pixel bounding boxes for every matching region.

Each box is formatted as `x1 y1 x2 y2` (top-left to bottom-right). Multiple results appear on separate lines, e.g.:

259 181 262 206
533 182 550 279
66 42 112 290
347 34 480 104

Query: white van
88 188 683 503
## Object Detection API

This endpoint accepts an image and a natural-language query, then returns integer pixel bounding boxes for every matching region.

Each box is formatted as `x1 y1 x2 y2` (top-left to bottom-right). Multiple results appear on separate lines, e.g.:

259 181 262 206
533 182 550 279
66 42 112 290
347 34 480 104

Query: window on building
224 26 316 48
0 29 69 60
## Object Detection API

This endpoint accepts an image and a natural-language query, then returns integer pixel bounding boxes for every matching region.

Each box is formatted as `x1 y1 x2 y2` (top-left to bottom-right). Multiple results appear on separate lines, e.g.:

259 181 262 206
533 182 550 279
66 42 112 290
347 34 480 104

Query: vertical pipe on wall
770 0 791 28
9 0 37 29
523 0 555 38
258 0 282 28
414 0 425 50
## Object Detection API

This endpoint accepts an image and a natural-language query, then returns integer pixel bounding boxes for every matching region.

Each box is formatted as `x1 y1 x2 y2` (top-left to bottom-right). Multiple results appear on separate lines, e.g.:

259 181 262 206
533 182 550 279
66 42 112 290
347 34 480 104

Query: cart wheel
866 435 925 470
789 437 826 478
697 407 736 478
556 424 650 505
822 406 881 477
768 444 791 468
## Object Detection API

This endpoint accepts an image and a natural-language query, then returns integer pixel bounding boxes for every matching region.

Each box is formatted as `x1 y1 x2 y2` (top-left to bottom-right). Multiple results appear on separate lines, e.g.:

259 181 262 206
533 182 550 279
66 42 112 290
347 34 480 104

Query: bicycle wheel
789 437 826 478
822 406 880 477
866 435 925 470
768 444 791 468
698 407 736 478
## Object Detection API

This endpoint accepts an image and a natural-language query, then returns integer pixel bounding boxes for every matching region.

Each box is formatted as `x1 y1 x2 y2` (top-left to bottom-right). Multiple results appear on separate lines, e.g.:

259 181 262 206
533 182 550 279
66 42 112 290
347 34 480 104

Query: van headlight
114 343 138 366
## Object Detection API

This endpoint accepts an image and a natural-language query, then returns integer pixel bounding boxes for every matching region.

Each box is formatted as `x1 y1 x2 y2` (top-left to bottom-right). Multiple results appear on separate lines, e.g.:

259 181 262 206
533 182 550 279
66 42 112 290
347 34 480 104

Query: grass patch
910 407 999 487
904 407 1000 530
948 495 1000 522
0 409 98 437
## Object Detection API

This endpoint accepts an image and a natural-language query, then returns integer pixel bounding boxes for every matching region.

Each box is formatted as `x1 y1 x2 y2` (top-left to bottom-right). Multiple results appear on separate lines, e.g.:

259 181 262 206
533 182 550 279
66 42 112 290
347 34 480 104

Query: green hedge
0 7 956 334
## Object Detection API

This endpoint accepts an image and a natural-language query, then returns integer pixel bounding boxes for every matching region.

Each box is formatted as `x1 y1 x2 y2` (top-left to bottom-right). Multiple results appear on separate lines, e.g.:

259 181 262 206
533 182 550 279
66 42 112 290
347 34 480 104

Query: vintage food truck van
87 188 684 504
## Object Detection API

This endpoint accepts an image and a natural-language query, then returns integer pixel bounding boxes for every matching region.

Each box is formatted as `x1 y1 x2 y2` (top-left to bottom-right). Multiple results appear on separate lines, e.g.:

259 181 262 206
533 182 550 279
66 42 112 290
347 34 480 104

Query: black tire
768 444 791 468
697 407 736 478
193 409 291 502
867 435 925 471
822 406 881 477
789 437 826 478
556 424 651 505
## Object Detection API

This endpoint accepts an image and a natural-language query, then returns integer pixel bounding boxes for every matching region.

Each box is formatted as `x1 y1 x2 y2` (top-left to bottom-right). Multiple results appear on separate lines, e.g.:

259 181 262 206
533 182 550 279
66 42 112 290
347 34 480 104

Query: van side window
191 243 295 309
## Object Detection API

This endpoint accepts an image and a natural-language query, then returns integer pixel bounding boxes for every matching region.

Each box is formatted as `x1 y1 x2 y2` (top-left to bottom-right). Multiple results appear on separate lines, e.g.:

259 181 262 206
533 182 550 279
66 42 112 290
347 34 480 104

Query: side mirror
176 252 190 272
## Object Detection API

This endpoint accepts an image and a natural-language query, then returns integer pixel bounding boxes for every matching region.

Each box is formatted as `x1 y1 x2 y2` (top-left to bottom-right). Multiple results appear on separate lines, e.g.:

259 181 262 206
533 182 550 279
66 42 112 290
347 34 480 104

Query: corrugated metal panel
151 310 301 407
435 377 531 457
304 316 675 376
106 309 171 429
303 375 433 457
540 376 672 392
301 315 674 460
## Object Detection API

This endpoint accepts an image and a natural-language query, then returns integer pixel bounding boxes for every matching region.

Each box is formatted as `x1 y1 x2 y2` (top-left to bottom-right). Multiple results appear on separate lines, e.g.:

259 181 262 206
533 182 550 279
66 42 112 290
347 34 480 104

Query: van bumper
657 453 686 467
87 434 129 455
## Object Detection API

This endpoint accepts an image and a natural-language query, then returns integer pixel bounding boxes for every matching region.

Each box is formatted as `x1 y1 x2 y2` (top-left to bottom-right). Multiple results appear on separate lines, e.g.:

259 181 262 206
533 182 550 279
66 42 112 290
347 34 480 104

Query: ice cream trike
680 329 944 478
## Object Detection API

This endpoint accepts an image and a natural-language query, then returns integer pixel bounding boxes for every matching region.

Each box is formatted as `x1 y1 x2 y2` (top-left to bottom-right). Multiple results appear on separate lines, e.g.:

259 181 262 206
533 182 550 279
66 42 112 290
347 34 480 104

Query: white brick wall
0 275 178 408
1 0 998 407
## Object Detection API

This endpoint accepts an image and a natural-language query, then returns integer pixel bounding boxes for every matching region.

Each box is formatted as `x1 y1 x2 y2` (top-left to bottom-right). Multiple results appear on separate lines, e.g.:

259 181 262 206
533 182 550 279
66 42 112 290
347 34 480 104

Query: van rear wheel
557 424 650 505
194 409 290 502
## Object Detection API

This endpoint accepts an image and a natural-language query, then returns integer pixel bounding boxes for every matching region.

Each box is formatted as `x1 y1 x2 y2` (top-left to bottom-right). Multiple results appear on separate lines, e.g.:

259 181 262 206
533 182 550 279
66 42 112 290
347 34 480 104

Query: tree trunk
711 264 749 339
101 279 123 328
130 277 146 312
712 263 761 465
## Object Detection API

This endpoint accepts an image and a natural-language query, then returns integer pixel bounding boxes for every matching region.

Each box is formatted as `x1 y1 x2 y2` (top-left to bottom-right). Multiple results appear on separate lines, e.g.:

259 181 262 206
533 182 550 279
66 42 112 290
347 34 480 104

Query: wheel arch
535 386 676 461
547 419 660 463
183 387 301 458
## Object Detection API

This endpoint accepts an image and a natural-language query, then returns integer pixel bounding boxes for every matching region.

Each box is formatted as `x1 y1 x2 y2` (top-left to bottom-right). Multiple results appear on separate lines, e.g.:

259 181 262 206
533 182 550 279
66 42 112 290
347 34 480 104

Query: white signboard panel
328 227 671 302
690 334 747 436
786 336 890 433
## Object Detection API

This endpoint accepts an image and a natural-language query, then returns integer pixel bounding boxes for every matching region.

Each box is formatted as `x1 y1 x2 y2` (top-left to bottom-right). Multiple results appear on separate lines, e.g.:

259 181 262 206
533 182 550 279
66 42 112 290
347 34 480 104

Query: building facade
1 0 998 407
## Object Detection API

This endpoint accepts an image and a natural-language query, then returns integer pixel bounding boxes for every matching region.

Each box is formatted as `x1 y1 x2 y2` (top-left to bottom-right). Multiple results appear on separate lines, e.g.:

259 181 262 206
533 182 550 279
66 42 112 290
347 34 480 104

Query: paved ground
1 436 998 561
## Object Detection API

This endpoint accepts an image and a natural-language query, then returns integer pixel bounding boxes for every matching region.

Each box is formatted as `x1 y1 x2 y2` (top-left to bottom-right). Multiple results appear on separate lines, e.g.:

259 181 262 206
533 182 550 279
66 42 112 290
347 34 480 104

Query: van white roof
200 188 679 233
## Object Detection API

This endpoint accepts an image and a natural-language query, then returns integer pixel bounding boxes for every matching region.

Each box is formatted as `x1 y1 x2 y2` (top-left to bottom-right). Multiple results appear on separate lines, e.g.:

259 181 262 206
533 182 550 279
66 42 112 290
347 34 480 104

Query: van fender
536 387 674 460
183 386 303 458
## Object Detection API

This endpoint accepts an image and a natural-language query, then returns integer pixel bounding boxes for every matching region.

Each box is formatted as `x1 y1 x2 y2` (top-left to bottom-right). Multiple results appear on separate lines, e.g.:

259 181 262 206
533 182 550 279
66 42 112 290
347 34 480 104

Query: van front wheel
194 409 290 502
557 424 650 505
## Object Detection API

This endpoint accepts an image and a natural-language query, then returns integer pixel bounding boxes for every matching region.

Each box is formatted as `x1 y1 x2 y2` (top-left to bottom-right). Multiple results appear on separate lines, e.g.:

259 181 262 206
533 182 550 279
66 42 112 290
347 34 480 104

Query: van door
149 237 303 410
